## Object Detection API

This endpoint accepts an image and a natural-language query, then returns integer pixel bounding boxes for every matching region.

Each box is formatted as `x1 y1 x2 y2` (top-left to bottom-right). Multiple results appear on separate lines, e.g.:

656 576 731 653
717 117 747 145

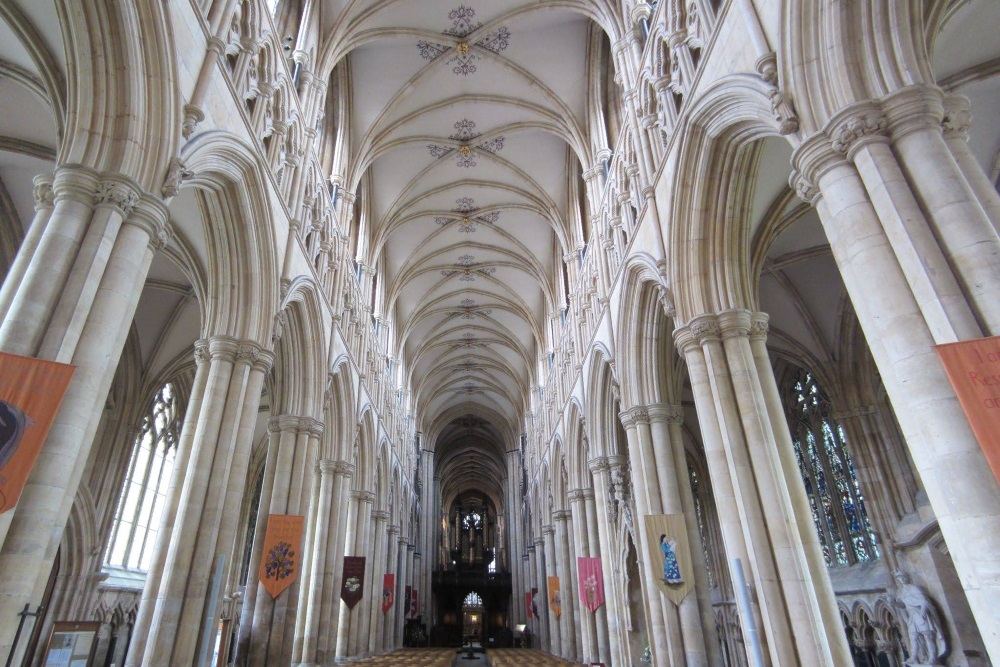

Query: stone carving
94 180 140 217
789 171 819 205
941 96 972 137
161 158 194 198
832 113 888 155
237 344 261 363
32 178 54 209
769 88 799 135
891 571 947 666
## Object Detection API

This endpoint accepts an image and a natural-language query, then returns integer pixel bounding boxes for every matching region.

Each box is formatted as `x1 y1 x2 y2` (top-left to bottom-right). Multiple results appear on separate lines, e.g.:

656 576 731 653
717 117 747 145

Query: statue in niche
891 571 946 665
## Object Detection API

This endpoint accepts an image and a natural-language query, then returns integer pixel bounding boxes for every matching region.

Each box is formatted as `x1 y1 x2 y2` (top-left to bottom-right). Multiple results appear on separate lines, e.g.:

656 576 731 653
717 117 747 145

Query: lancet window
105 383 181 571
784 368 879 567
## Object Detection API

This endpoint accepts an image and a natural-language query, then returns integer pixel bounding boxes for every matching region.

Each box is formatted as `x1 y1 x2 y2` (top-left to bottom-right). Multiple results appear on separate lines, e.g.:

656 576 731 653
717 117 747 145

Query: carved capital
831 108 889 156
94 178 141 217
318 458 339 474
193 340 211 364
32 174 55 210
619 406 650 428
552 509 571 522
161 158 194 198
942 93 972 138
788 170 820 205
688 314 721 344
588 456 609 473
388 524 400 536
881 84 945 141
371 510 390 522
749 312 769 340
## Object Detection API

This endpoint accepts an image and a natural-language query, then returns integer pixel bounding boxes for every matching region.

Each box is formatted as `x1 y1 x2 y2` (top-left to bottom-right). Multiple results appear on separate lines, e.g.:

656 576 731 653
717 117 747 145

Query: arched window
105 383 181 571
463 591 483 607
785 368 878 567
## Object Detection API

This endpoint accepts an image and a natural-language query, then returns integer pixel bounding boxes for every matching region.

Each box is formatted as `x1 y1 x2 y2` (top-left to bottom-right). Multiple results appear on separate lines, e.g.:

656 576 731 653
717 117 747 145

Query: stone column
347 490 375 656
130 342 213 665
366 510 390 655
382 525 401 651
675 323 791 666
0 174 54 319
244 416 320 667
941 94 1000 230
526 542 538 644
568 489 597 662
583 487 612 666
793 131 1000 663
0 171 169 659
395 538 410 646
553 510 577 660
505 448 526 627
619 408 677 666
541 525 561 655
317 461 353 664
587 458 625 665
532 537 550 651
138 337 273 667
297 458 336 666
661 405 722 667
334 489 362 660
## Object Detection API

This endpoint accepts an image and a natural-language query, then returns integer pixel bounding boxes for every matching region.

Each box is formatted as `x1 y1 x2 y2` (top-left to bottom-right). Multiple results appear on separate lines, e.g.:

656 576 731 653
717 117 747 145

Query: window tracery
105 383 181 571
784 368 878 567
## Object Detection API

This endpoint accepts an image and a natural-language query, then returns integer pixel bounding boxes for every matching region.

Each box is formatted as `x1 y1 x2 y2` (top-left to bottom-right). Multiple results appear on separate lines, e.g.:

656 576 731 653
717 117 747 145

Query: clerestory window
105 383 181 571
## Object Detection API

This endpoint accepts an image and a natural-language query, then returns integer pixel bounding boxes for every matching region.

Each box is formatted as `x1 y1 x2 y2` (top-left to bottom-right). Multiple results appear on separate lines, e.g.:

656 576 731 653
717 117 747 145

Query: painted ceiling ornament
452 333 492 350
428 119 506 169
416 6 511 76
451 298 493 320
435 196 501 232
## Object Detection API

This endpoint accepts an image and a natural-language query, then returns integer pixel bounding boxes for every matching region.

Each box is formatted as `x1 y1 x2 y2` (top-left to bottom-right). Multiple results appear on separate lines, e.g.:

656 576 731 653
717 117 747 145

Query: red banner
578 557 605 612
0 352 75 514
525 591 532 619
341 556 366 609
936 336 1000 483
382 573 395 614
258 514 305 598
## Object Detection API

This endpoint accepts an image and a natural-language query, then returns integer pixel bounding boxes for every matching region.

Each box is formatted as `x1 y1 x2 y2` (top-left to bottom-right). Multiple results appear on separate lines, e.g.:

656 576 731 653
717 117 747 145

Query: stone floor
342 648 578 666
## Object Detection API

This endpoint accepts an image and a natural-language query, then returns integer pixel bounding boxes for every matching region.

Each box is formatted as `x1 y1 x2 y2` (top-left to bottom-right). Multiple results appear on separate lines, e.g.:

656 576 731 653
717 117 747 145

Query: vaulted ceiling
323 1 595 504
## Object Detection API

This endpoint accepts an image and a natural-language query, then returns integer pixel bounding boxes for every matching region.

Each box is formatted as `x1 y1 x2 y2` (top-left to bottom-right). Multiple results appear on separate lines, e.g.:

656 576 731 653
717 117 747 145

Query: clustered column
552 509 577 660
132 337 274 667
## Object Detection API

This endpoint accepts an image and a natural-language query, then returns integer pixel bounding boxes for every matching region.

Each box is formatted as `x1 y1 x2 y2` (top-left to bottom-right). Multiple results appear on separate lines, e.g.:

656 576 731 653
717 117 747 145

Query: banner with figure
577 557 605 612
341 556 366 609
382 573 395 613
258 514 305 598
644 514 695 605
0 352 75 514
936 336 1000 483
548 576 561 617
404 585 411 618
410 588 418 618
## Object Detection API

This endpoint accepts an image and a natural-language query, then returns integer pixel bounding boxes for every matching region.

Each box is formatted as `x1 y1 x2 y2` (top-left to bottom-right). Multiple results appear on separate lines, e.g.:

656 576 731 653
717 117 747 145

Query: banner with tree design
0 352 75 514
577 556 605 612
258 514 304 598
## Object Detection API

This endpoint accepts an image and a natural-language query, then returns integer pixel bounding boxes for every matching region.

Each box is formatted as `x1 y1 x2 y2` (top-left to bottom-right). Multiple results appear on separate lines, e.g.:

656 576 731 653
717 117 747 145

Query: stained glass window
785 369 878 567
105 383 181 571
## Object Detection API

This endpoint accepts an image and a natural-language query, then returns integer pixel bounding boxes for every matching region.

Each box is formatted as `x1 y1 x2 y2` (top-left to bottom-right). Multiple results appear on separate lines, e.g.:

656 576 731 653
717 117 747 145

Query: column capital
526 544 536 554
334 460 355 477
350 489 375 504
618 405 649 428
587 456 609 473
942 93 972 139
881 84 945 142
407 544 416 552
388 524 400 536
645 403 684 425
541 524 555 536
533 537 545 548
829 102 890 157
371 510 390 522
552 509 572 522
93 176 141 218
688 313 722 344
398 537 409 546
318 458 339 474
32 174 54 211
717 308 754 339
193 340 211 365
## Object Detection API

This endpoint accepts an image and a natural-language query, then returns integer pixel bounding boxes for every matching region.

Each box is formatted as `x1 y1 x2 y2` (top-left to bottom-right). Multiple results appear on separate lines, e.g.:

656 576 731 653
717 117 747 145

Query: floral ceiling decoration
441 255 496 282
428 120 506 169
435 196 501 233
450 298 493 320
417 6 511 76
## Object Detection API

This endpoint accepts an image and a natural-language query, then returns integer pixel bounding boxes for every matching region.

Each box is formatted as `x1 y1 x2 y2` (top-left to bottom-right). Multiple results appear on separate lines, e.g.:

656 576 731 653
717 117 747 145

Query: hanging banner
404 585 411 618
548 576 561 617
341 556 366 609
525 591 532 619
531 587 539 618
643 514 695 605
258 514 305 598
0 352 75 514
577 557 605 612
382 573 395 613
936 337 1000 483
410 588 418 618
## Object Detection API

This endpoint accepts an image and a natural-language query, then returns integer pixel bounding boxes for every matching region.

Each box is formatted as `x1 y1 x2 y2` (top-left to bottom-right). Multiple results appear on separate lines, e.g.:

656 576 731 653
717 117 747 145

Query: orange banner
936 336 1000 484
258 514 305 598
0 352 75 514
548 576 561 617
